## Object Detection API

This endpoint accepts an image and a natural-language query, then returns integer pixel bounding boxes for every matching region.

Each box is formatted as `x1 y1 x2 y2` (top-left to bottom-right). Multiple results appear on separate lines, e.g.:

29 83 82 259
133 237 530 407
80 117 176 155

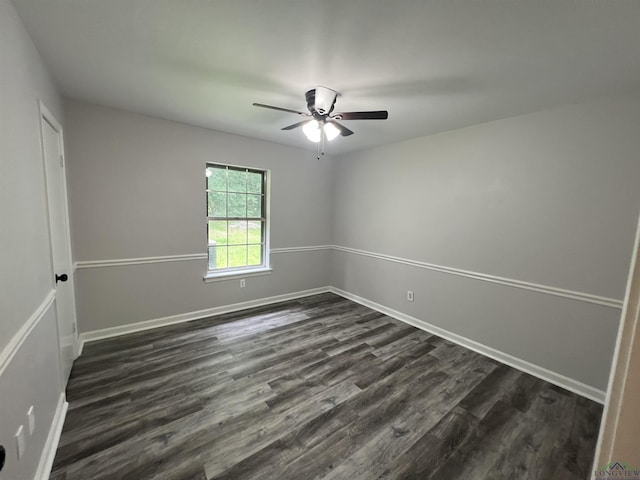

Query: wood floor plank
375 407 479 480
458 364 522 419
212 406 349 480
216 368 450 480
50 293 602 480
425 400 528 480
370 329 434 361
318 353 497 480
202 379 363 479
558 395 603 479
486 384 576 480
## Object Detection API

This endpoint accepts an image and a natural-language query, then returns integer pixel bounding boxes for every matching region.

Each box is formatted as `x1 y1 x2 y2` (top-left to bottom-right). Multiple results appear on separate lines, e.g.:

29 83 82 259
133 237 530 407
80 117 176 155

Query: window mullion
207 217 264 221
244 169 248 268
226 167 229 269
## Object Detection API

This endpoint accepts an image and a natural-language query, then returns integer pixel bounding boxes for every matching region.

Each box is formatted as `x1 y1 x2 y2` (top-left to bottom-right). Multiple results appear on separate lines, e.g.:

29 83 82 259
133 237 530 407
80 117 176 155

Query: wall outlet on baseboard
407 290 414 302
240 279 246 288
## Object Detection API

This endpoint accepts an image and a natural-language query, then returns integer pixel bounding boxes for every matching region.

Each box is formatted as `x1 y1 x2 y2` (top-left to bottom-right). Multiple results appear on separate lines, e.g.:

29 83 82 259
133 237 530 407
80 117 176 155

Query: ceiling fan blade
335 110 389 120
281 121 309 131
329 120 354 137
252 103 309 116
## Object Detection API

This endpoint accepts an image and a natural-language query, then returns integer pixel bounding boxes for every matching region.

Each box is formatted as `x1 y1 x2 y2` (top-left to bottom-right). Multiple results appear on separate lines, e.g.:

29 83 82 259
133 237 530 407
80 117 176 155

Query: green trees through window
206 164 266 271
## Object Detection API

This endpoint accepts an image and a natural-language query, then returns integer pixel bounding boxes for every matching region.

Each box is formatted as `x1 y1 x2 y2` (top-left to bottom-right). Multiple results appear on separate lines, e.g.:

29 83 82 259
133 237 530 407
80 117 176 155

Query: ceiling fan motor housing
306 86 337 115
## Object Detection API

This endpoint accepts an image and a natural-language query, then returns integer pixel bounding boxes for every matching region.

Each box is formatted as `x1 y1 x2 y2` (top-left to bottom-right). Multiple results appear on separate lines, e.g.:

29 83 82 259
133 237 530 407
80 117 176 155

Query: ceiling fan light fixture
324 122 340 141
302 120 321 143
253 87 388 145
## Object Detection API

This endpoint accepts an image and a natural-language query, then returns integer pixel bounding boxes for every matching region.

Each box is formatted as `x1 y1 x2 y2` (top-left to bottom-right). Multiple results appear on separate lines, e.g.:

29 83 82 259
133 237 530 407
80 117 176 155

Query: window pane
213 245 228 269
209 192 227 217
228 245 247 268
248 220 262 244
208 220 228 245
247 172 262 194
247 194 262 218
207 165 267 272
228 193 246 217
208 168 227 191
228 221 247 245
248 245 262 266
207 243 215 270
227 169 246 193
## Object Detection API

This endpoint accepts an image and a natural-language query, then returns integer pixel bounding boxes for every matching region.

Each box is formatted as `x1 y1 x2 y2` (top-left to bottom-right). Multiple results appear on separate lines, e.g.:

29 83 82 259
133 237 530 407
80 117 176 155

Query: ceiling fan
253 86 388 143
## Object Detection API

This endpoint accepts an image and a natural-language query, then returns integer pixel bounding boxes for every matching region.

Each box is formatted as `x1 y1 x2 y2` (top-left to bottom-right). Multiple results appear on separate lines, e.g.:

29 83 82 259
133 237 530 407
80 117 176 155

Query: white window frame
204 163 271 282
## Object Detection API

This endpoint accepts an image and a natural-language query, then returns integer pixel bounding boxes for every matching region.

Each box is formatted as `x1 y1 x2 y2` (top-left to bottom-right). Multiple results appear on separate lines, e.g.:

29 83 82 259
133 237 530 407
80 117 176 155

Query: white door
40 104 78 384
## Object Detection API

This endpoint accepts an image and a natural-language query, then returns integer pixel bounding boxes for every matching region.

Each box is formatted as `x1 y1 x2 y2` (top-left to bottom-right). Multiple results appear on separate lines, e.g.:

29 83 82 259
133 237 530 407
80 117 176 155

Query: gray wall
64 100 334 332
3 1 639 473
331 92 640 391
0 0 65 477
65 93 640 393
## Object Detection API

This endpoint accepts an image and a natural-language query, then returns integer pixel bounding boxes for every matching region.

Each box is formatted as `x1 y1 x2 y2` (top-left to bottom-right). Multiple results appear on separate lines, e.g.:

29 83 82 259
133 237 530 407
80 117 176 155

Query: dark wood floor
50 293 602 480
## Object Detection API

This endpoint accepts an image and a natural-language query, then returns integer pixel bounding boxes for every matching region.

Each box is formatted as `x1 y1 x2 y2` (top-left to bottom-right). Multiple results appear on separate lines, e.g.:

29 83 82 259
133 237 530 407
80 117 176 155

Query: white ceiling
12 0 640 154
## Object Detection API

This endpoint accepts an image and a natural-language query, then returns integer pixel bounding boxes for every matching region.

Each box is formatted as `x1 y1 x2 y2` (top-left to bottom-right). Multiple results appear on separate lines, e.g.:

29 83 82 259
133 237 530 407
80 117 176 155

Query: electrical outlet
15 425 25 460
407 290 414 302
27 406 35 435
240 279 246 288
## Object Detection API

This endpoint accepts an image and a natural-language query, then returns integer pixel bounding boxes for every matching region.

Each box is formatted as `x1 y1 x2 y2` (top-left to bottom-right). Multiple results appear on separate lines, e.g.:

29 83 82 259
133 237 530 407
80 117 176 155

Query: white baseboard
329 287 607 404
77 284 605 404
74 337 83 358
79 287 331 344
34 393 68 480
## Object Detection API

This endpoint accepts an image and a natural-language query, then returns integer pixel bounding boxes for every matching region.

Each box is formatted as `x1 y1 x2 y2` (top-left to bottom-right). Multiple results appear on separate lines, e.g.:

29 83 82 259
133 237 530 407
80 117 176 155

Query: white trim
0 290 56 377
71 245 622 309
74 253 207 269
79 287 331 343
77 283 606 402
593 214 640 465
331 245 623 310
38 102 63 137
72 247 332 269
73 336 82 358
328 286 606 404
204 267 273 283
271 246 332 254
33 393 68 480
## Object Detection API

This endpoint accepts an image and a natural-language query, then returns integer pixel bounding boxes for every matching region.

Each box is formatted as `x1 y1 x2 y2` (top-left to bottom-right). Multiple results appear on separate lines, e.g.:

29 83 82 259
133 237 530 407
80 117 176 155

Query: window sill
203 267 273 283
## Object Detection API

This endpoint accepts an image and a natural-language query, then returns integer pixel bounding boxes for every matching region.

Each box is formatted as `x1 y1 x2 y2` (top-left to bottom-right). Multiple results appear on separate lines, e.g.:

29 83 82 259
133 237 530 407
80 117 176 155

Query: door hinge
72 323 77 334
59 154 64 167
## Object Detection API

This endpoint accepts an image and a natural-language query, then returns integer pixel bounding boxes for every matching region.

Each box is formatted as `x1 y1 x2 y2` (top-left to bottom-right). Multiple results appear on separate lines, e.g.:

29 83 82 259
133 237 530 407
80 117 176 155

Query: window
206 164 268 276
